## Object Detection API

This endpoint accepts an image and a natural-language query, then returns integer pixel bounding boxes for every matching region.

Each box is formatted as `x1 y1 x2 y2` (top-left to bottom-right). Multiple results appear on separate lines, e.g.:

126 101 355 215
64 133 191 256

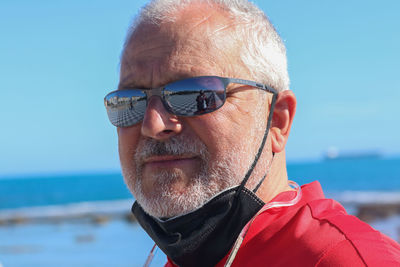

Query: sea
0 157 399 267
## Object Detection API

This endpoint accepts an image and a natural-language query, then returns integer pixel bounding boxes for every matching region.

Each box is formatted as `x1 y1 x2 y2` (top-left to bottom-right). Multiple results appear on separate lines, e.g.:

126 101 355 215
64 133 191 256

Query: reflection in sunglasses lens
105 90 147 127
165 77 225 116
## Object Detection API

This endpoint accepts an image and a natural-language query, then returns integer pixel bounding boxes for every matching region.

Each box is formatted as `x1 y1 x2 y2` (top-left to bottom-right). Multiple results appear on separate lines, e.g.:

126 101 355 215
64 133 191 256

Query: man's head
114 0 296 218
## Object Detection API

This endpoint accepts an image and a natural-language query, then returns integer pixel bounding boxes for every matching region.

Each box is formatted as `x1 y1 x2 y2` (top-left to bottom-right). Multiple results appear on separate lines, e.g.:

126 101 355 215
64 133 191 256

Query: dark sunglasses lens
164 77 226 116
104 90 147 127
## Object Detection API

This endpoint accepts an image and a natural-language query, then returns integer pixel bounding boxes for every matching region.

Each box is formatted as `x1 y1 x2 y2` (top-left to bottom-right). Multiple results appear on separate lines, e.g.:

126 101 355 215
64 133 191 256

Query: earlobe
270 90 296 153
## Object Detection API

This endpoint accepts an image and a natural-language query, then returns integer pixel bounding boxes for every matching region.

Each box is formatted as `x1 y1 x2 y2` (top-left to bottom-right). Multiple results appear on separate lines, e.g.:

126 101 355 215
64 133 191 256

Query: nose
141 96 183 140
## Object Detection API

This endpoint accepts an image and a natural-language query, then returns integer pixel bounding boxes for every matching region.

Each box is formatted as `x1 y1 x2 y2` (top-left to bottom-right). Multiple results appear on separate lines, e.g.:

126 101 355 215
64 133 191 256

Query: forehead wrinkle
180 13 236 38
119 58 158 89
172 2 236 37
212 21 241 35
119 59 137 89
124 29 177 60
129 43 176 59
184 13 213 34
120 40 176 88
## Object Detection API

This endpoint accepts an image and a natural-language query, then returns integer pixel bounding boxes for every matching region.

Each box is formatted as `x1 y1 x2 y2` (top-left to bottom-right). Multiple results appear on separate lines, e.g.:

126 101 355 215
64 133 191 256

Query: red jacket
165 181 400 266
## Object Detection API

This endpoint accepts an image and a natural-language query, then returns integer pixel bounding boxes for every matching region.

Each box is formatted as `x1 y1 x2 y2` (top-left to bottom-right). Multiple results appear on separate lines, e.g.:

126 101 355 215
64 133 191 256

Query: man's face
118 10 272 218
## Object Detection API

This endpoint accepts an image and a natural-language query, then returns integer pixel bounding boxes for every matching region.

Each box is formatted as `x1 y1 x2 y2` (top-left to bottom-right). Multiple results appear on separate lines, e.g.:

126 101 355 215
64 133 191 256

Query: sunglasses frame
104 76 279 127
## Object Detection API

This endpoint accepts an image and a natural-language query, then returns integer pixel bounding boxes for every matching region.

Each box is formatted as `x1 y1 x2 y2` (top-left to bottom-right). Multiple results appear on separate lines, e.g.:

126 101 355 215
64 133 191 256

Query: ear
269 90 296 153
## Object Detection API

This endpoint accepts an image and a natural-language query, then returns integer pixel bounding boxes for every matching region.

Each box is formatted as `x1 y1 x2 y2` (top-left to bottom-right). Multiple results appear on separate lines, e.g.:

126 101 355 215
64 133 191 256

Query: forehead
119 5 246 89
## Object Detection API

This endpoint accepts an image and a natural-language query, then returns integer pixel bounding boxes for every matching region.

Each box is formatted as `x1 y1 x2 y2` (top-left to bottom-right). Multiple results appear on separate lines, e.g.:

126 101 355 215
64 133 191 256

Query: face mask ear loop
252 152 275 193
235 93 278 197
252 173 267 193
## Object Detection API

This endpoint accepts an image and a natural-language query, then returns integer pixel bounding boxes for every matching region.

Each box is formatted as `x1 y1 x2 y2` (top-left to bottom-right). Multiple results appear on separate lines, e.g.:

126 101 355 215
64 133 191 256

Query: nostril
141 97 183 139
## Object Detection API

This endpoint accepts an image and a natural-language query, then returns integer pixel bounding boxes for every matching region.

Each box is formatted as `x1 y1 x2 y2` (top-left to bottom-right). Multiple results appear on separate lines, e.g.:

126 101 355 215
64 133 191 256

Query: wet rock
124 212 137 223
91 215 110 225
357 203 400 223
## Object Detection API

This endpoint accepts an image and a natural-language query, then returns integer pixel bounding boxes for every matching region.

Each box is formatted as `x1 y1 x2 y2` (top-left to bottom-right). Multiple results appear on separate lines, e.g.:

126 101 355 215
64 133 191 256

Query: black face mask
132 93 278 267
132 184 265 267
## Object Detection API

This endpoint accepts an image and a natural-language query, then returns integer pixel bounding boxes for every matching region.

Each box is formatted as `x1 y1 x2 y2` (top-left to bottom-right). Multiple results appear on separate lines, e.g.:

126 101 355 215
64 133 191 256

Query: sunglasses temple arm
226 78 278 94
262 85 278 94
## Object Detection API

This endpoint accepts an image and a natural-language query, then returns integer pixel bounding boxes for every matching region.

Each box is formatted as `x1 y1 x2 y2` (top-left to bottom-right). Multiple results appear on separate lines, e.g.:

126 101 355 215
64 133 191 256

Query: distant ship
324 147 382 160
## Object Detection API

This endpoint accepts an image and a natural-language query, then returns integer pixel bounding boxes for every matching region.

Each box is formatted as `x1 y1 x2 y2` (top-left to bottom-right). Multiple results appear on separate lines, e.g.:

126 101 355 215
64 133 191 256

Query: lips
143 155 198 169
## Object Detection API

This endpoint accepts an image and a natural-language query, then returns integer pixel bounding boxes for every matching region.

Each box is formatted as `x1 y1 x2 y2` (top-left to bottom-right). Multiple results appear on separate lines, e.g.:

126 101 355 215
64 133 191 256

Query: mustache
134 136 208 163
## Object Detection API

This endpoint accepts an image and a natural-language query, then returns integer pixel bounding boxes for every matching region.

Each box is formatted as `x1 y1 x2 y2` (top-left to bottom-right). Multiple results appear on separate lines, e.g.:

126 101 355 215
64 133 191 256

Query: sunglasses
104 76 278 127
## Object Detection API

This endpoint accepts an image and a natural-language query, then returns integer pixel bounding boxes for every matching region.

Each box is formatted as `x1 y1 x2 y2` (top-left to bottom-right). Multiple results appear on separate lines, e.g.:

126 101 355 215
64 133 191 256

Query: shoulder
305 198 400 266
164 259 178 267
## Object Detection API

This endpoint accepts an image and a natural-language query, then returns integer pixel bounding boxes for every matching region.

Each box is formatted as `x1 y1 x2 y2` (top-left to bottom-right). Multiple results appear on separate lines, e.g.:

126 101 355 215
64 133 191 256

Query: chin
122 142 245 218
133 171 209 218
129 165 238 218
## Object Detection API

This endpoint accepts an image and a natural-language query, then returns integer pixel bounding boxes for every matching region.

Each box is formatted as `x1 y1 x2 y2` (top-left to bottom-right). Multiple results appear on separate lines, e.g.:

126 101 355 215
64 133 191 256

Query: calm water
0 173 132 210
0 221 167 267
288 157 400 192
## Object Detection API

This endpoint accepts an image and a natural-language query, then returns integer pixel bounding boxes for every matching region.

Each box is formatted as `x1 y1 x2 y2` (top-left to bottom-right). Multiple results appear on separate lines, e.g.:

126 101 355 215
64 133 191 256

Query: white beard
122 134 246 218
121 97 269 218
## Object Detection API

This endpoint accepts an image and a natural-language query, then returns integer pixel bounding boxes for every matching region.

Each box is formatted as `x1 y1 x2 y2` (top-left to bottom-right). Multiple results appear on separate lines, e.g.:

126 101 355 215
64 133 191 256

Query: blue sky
1 0 399 176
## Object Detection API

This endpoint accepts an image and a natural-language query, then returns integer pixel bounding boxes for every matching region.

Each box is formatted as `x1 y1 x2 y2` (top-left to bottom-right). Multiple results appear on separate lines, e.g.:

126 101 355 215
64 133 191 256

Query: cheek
187 106 255 159
118 126 142 167
185 114 227 159
197 96 266 151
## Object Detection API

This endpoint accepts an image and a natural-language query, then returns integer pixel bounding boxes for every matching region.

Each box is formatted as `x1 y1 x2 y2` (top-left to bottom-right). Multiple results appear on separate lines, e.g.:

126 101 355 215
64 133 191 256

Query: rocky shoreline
1 203 399 244
1 201 399 227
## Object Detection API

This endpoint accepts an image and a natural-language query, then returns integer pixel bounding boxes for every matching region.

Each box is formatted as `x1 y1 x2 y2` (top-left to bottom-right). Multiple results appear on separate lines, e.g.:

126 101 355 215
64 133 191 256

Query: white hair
124 0 290 92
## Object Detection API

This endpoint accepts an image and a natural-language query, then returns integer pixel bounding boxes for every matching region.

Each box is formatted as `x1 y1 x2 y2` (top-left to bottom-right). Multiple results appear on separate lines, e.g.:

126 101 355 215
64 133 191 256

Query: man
104 0 400 266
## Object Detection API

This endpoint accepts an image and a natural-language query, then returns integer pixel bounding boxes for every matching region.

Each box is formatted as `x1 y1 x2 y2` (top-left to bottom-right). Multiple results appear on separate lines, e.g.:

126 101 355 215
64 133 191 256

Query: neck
255 150 292 203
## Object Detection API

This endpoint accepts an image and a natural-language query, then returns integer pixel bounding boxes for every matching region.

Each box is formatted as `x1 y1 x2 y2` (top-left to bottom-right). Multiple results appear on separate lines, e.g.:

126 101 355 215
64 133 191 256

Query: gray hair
124 0 289 92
